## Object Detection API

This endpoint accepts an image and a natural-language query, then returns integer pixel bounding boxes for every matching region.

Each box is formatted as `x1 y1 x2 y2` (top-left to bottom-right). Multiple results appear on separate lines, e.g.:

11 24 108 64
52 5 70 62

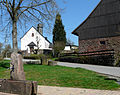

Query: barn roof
72 0 120 40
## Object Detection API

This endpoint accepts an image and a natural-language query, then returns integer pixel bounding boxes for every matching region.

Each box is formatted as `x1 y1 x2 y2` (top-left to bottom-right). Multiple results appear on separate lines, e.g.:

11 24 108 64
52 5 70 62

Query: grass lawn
0 60 120 90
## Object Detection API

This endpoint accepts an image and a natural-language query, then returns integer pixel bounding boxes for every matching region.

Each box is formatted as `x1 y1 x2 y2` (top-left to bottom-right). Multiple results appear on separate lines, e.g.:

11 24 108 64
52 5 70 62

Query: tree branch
15 0 23 11
2 0 13 18
17 8 29 18
17 0 51 19
45 3 53 18
20 0 50 9
12 0 15 9
27 10 42 22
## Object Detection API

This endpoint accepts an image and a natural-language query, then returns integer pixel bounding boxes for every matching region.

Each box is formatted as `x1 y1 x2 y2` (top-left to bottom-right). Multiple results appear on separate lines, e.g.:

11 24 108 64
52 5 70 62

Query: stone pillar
10 52 25 80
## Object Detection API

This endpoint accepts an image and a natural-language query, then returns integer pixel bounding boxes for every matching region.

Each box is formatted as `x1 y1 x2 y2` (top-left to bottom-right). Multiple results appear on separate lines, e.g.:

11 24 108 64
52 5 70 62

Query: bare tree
66 38 74 45
0 42 3 54
0 0 58 52
2 44 11 58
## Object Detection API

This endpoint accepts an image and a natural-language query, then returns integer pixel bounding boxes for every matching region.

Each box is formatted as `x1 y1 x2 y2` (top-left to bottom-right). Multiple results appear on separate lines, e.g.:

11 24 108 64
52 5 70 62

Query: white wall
64 46 71 51
21 27 51 53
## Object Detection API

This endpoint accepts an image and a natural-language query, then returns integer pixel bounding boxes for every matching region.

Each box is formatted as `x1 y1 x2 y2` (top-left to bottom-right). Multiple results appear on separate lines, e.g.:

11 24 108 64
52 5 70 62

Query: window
37 41 39 45
100 41 106 45
36 36 38 40
118 22 120 31
32 33 34 37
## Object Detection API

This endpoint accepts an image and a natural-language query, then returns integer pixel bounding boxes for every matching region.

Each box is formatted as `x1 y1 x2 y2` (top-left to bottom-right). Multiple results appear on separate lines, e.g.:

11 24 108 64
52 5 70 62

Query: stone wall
0 79 37 95
79 36 120 53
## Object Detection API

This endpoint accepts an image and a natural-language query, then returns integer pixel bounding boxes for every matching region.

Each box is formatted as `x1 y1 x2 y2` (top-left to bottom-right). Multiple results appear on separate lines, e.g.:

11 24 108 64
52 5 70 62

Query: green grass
50 57 58 61
0 60 120 90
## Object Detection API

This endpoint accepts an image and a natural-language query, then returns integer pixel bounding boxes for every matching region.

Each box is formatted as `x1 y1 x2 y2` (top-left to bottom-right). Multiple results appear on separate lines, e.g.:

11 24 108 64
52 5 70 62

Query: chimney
37 24 43 35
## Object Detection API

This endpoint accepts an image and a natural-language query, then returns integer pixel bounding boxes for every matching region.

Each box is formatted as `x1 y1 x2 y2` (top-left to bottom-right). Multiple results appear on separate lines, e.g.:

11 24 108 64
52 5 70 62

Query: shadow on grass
24 64 42 66
0 61 10 68
104 78 117 81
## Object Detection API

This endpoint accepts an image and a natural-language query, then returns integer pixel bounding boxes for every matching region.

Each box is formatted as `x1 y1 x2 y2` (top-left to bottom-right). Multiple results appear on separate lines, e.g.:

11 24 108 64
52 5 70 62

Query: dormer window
32 33 34 37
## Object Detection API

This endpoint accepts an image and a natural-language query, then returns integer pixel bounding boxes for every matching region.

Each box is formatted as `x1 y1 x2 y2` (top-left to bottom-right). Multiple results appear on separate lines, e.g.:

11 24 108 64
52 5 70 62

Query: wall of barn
79 36 120 53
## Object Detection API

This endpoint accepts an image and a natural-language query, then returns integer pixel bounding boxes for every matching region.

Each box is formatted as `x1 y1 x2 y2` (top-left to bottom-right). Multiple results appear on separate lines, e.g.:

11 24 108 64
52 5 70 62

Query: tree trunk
12 20 18 52
11 20 26 81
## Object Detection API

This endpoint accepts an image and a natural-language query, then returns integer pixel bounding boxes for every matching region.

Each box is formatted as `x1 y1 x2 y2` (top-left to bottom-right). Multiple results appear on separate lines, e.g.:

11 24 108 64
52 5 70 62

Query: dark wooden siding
75 0 120 40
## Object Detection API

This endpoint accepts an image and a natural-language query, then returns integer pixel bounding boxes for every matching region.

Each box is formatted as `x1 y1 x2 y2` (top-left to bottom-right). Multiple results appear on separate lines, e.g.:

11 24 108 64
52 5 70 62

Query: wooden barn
72 0 120 53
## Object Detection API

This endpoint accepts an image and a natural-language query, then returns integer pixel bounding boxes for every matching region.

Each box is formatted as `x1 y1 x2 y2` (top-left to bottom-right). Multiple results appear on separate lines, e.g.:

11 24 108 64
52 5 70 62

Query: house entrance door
30 46 34 53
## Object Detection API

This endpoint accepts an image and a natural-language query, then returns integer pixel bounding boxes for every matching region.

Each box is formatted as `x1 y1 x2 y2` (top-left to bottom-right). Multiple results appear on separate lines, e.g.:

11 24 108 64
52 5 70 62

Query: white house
64 43 78 51
64 44 71 51
21 24 52 53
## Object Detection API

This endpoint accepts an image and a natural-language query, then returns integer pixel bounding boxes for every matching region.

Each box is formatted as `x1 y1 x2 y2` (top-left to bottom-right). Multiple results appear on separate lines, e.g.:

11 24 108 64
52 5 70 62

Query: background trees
53 13 66 57
2 44 12 58
0 43 3 54
66 38 74 46
0 0 58 52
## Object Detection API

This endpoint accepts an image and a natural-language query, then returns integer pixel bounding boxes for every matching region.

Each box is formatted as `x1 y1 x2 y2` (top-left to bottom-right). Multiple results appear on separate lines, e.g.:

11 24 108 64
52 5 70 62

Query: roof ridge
72 0 102 35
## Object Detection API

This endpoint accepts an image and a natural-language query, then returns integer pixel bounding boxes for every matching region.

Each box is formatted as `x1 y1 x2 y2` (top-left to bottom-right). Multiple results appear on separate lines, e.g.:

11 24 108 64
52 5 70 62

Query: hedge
24 54 46 60
58 55 115 66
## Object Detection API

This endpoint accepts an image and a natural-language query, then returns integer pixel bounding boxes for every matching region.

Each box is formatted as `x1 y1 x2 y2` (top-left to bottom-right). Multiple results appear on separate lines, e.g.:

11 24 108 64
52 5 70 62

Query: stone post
0 52 37 95
10 52 25 80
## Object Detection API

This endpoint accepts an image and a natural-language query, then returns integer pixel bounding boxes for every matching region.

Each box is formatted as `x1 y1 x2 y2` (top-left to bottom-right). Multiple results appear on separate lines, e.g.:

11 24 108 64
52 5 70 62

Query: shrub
58 56 87 63
24 54 48 65
58 55 115 66
24 54 48 60
0 55 3 61
24 54 39 59
114 57 120 67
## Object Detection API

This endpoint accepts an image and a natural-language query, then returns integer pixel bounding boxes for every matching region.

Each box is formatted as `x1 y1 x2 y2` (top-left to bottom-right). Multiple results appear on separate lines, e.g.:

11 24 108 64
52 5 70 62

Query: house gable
72 0 120 40
21 27 51 44
21 26 52 52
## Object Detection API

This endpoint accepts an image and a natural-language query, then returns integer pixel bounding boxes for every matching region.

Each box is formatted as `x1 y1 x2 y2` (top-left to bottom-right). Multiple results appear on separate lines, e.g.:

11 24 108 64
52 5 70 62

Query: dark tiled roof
49 43 53 48
72 0 120 40
27 42 36 46
66 43 71 46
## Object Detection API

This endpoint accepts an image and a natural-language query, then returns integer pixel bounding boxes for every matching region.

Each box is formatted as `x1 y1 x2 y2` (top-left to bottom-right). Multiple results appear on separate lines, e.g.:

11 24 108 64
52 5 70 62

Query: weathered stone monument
0 52 37 95
10 52 25 80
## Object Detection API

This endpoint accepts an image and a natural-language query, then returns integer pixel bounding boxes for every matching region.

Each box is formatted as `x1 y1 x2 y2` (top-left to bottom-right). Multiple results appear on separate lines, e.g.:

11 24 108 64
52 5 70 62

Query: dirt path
37 86 120 95
0 92 17 95
0 86 120 95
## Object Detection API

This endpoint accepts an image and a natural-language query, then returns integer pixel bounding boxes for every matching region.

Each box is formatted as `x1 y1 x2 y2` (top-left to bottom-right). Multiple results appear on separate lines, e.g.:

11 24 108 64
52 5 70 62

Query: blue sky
0 0 101 48
44 0 101 46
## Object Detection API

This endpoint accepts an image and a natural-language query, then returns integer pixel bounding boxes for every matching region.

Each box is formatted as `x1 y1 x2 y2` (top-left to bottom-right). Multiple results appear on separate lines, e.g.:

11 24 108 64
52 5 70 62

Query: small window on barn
118 22 120 31
100 41 106 45
32 33 34 37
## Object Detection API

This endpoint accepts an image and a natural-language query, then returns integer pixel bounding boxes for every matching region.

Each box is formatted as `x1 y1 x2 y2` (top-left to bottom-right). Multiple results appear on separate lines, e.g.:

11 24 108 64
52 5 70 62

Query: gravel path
57 62 120 78
37 86 120 95
0 92 17 95
0 86 120 95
